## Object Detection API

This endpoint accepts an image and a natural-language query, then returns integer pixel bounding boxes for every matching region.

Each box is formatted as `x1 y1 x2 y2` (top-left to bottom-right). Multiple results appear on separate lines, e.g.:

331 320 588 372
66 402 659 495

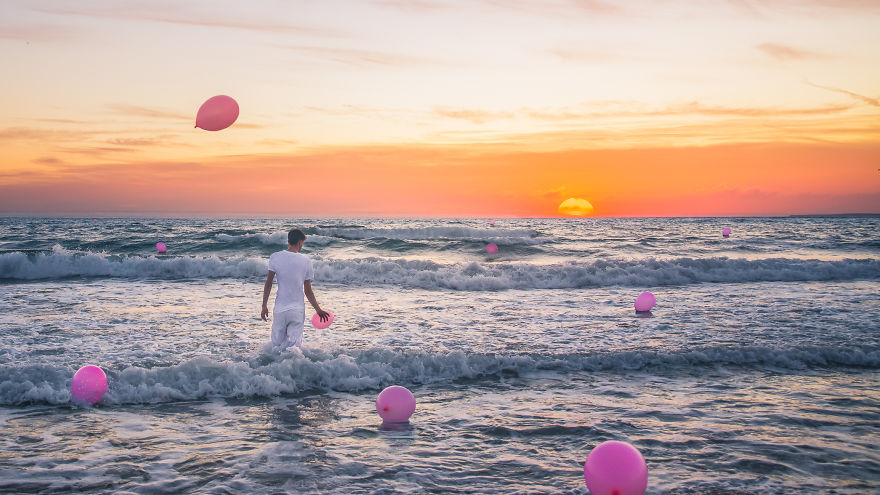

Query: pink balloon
311 312 335 329
722 227 731 236
156 242 167 254
490 220 495 226
634 291 655 312
71 365 108 405
376 385 416 423
584 440 648 495
195 95 239 131
486 243 498 254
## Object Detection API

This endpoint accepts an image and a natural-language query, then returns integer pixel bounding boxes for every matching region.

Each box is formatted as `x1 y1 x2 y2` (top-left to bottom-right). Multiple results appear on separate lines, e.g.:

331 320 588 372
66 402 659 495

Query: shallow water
1 217 879 493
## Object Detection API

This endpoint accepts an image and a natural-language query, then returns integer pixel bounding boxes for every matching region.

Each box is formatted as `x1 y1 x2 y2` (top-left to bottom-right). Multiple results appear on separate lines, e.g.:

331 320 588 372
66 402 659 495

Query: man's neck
286 246 301 253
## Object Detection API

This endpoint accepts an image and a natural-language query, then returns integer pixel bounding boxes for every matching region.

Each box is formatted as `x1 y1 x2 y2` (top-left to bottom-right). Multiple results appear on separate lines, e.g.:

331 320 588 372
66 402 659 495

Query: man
261 228 330 349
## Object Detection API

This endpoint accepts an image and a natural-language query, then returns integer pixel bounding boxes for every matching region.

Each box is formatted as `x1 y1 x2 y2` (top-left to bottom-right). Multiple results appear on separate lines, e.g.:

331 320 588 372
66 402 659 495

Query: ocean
0 216 878 494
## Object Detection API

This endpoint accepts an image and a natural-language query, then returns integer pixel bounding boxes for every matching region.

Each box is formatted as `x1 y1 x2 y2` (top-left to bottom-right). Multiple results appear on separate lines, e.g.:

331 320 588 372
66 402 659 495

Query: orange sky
1 0 878 216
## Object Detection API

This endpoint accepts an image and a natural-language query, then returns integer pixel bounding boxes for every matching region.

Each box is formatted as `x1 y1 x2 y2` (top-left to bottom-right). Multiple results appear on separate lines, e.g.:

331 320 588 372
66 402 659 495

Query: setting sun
558 198 595 217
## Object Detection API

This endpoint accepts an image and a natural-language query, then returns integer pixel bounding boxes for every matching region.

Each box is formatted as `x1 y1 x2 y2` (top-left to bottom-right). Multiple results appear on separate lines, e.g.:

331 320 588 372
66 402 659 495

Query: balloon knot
383 407 389 411
612 490 621 495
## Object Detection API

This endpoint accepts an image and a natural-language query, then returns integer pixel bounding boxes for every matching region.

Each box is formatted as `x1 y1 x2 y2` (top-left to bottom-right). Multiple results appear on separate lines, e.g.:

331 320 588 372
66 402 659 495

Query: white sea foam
314 226 548 245
0 245 267 280
2 248 878 288
214 232 333 246
1 345 876 406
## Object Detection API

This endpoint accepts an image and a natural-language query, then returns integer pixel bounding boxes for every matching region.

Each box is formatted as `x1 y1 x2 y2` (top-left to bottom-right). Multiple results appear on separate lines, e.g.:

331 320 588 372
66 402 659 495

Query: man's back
268 250 314 313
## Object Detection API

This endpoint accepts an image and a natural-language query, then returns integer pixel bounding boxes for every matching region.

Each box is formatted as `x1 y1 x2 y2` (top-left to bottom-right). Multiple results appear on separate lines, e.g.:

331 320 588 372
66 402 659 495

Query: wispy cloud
432 101 856 124
372 0 452 12
0 127 90 142
0 23 83 42
106 104 191 121
547 48 624 63
32 156 63 165
282 45 442 68
37 4 341 37
806 81 880 107
483 0 622 15
434 107 515 123
757 42 829 60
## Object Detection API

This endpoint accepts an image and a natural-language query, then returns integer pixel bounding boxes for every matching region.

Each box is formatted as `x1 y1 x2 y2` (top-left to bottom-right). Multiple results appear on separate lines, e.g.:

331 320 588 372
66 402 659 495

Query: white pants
271 308 305 349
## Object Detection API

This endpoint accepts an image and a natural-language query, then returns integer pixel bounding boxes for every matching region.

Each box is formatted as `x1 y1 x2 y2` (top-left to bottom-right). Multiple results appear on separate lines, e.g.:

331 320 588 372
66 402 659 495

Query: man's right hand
316 309 330 322
261 305 269 321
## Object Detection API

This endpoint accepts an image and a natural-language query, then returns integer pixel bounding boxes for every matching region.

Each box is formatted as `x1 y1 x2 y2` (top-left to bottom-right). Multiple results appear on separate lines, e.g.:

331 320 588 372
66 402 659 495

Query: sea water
0 216 878 494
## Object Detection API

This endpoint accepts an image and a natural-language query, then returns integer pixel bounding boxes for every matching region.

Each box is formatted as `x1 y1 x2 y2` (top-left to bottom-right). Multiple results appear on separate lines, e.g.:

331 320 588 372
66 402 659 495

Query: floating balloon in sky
311 312 335 329
486 243 498 254
195 95 239 131
376 385 416 423
584 440 648 495
722 227 731 237
156 242 166 254
71 365 108 405
634 291 655 312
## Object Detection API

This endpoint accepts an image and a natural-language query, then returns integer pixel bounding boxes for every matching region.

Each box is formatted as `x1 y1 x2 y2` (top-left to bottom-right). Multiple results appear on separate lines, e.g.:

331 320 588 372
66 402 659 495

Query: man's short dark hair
288 229 306 246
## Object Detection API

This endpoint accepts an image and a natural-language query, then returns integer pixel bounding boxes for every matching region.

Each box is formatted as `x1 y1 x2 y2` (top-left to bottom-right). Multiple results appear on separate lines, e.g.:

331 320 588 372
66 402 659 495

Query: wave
1 344 876 406
2 248 879 288
312 226 549 245
0 245 267 280
214 232 334 246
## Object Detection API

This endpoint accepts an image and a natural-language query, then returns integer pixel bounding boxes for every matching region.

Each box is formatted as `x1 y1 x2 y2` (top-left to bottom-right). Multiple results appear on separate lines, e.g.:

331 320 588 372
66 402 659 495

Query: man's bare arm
261 271 275 320
304 280 330 321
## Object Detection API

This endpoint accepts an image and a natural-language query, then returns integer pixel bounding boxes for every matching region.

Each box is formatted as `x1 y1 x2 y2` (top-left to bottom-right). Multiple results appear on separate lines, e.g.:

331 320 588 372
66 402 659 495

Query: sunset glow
1 0 878 216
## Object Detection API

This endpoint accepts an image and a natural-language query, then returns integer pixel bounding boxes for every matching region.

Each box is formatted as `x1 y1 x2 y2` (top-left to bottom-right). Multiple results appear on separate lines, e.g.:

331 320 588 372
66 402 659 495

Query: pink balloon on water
490 220 495 226
634 291 655 312
584 440 648 495
722 227 732 236
195 95 239 131
376 385 416 423
71 365 108 405
311 312 335 329
156 242 167 254
486 243 498 254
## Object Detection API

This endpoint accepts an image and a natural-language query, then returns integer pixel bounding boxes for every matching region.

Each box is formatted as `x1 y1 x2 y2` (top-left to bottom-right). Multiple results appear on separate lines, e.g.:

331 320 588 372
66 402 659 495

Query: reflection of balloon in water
156 242 167 254
376 385 416 423
722 227 731 237
195 95 239 131
486 243 498 254
71 365 108 405
634 291 655 312
311 312 335 329
584 440 648 495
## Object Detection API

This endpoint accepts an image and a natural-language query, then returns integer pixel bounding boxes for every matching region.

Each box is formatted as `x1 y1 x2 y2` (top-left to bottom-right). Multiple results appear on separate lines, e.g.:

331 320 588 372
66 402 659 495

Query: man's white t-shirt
267 250 314 313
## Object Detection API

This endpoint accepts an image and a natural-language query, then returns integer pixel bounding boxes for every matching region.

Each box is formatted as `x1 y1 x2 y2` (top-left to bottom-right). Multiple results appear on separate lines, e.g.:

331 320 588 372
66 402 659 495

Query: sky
0 0 878 217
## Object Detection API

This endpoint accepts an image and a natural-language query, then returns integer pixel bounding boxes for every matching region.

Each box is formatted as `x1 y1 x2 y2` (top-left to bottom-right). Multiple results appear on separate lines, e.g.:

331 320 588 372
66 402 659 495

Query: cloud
0 127 92 142
547 48 626 63
372 0 451 12
282 45 441 68
806 81 880 107
106 104 191 121
37 4 340 37
482 0 621 15
434 107 515 123
431 101 856 125
32 156 63 165
0 23 82 42
757 42 829 61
